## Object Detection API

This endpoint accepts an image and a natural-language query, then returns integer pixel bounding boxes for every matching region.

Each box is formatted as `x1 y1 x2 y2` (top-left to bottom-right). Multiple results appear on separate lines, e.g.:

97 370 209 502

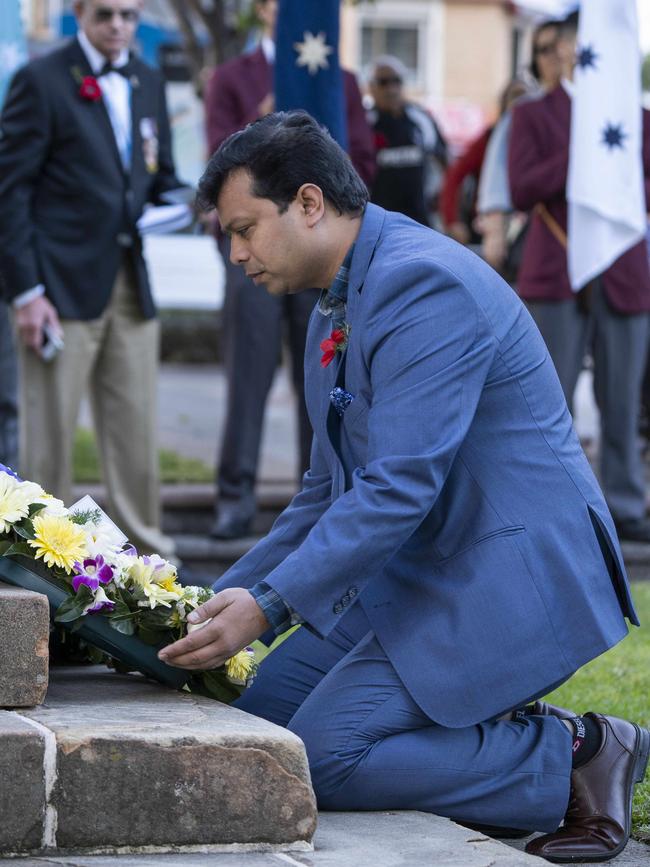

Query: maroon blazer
205 46 376 187
509 85 650 314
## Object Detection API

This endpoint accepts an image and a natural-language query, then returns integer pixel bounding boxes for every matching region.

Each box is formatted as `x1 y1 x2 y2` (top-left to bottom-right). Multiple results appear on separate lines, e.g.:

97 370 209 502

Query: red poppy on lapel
79 76 102 102
374 131 389 150
320 328 347 368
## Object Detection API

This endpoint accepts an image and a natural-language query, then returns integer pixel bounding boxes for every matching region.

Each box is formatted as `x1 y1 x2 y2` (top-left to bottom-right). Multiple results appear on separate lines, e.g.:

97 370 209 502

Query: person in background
509 12 650 545
0 299 18 470
0 0 187 557
477 19 563 275
204 0 375 540
366 55 448 226
440 79 528 249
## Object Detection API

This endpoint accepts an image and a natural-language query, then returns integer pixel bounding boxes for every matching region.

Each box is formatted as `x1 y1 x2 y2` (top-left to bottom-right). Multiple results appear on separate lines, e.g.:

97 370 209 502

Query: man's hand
258 92 275 117
447 221 471 246
158 588 270 671
15 296 61 352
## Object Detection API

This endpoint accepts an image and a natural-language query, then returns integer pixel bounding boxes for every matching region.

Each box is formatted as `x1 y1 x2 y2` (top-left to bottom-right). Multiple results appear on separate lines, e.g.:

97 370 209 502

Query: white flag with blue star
567 0 645 290
0 0 27 108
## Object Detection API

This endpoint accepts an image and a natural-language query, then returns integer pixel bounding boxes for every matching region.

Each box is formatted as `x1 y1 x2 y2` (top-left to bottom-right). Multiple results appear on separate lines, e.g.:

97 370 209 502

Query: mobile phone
39 322 64 362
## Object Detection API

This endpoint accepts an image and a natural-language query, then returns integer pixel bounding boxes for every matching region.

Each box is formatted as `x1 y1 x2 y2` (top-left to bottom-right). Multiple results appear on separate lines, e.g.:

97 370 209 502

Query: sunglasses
375 76 402 87
94 7 140 23
534 42 557 57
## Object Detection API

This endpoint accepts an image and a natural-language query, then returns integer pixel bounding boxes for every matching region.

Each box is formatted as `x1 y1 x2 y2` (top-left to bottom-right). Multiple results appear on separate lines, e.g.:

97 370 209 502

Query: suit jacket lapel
66 39 126 177
129 62 145 180
323 205 384 450
306 206 387 483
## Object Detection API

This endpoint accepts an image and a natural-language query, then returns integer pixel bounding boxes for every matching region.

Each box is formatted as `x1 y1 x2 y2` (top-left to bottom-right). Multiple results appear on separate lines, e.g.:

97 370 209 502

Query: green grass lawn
73 427 213 484
545 582 650 840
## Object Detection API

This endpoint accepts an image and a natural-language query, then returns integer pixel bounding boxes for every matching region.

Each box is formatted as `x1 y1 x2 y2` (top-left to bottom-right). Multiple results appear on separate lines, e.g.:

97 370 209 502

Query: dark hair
559 10 579 38
529 19 562 81
198 110 369 216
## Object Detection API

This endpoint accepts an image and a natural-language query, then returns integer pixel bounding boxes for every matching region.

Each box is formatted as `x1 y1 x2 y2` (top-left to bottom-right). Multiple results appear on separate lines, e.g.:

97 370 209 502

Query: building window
361 22 420 85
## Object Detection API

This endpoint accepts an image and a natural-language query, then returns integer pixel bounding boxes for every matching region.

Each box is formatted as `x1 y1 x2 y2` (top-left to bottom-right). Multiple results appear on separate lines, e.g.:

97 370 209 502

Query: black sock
569 715 601 768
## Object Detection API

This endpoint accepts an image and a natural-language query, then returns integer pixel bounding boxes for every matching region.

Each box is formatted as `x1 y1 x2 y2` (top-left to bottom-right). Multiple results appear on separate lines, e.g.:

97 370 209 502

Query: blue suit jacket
215 204 636 728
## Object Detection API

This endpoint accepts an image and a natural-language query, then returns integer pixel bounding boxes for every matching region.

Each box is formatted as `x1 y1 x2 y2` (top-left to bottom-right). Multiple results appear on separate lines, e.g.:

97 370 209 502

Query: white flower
181 585 201 608
83 520 127 561
34 494 68 518
0 475 44 533
187 617 212 633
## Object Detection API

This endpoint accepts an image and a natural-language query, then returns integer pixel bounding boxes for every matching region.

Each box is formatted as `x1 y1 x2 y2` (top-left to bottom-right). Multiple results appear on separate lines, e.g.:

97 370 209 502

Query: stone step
0 582 49 708
618 541 650 582
73 482 297 514
174 534 262 584
0 667 316 856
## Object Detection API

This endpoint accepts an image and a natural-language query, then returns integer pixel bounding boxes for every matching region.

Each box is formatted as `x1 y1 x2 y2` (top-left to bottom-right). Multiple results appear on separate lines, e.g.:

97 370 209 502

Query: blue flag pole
0 0 27 108
274 0 348 151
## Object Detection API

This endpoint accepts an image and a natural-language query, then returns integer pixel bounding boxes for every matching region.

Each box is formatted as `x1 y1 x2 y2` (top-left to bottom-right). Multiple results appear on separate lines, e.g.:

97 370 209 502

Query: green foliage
73 427 213 484
55 585 93 623
3 541 33 558
545 583 650 837
70 508 103 525
192 669 244 703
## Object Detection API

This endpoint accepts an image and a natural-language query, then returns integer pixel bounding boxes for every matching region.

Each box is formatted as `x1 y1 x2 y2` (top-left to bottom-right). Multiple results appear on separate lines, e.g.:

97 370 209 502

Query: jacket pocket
434 525 526 565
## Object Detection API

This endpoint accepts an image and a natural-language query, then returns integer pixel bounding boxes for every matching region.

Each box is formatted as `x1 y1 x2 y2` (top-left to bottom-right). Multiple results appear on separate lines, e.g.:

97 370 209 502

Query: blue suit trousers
234 604 573 832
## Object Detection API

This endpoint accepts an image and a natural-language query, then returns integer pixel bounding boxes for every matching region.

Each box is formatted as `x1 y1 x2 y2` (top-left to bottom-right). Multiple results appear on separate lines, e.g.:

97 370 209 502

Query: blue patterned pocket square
329 387 355 417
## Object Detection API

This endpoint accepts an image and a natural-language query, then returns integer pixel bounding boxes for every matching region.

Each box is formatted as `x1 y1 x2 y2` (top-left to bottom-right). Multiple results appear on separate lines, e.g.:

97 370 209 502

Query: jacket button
333 603 343 615
348 587 358 598
341 594 350 606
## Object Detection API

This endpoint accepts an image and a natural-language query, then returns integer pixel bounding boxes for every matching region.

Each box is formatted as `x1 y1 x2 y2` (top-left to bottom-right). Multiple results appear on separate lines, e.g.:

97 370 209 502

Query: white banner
567 0 645 289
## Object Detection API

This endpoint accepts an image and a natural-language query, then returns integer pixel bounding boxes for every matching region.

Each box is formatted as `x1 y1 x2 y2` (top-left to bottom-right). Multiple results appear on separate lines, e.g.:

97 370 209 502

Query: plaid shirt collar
317 244 354 322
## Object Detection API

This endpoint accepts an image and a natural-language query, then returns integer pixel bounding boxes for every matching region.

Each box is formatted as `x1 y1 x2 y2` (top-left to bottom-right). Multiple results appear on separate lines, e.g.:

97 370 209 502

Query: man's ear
296 183 325 227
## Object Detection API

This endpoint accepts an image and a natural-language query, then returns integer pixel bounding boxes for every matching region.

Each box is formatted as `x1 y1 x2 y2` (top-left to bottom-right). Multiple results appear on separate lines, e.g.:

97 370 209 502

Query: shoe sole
538 725 650 864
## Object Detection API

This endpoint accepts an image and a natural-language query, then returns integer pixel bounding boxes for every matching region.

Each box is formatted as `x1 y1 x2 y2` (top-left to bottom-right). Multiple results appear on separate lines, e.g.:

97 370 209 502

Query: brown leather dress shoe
525 713 650 863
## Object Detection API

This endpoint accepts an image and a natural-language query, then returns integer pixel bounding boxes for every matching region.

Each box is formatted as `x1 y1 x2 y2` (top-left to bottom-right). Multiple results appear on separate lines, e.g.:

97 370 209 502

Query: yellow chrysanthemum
0 475 43 534
128 557 183 609
28 513 88 573
225 650 255 683
158 574 183 595
138 581 183 610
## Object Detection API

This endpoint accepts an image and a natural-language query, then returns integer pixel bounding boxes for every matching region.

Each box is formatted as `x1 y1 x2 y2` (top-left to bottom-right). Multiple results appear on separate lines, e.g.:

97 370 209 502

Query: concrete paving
1 812 649 866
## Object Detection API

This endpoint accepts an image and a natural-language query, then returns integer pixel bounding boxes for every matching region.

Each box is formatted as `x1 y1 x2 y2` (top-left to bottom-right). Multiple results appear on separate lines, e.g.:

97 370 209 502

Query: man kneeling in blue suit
160 112 649 863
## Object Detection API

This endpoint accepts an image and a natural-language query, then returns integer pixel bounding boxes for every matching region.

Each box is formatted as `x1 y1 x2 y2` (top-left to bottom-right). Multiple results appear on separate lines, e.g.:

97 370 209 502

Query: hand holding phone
39 321 64 362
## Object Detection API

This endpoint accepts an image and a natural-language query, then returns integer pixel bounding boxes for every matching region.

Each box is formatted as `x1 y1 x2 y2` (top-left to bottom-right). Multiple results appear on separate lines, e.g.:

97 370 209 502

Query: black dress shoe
529 700 576 720
525 713 650 863
614 517 650 544
210 501 254 540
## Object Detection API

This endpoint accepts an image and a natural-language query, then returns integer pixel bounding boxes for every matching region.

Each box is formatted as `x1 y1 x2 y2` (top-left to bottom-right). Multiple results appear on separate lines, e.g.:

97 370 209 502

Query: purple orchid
85 589 116 614
0 463 21 480
72 555 114 593
84 586 115 614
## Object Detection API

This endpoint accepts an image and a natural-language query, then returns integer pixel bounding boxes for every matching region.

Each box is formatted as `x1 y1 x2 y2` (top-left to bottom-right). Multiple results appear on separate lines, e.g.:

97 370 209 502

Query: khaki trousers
18 267 174 558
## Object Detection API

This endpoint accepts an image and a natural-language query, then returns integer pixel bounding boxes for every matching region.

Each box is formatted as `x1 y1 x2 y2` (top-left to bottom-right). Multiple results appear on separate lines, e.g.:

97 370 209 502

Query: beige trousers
18 267 174 558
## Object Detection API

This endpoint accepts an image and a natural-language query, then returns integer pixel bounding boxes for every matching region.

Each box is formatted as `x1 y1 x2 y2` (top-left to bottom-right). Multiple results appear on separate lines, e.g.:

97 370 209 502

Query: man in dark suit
0 0 187 556
0 300 18 470
509 12 650 544
204 0 375 539
161 112 648 864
